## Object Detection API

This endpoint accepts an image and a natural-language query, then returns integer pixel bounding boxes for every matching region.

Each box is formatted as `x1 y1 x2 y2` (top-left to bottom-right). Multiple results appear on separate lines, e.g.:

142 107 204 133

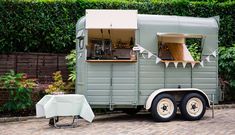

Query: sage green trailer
76 10 220 121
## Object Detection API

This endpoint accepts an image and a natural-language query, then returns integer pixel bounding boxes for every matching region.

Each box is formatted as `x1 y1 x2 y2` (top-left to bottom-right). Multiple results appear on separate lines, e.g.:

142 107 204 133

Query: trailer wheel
180 93 206 121
151 93 177 122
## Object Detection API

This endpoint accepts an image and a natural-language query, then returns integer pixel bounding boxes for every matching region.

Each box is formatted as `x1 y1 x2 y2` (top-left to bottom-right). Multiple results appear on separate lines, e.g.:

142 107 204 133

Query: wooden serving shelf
161 60 200 63
86 60 137 63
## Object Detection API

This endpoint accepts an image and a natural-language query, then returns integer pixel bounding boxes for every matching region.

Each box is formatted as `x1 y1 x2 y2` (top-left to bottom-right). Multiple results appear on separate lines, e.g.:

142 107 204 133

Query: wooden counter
86 60 137 63
161 60 200 63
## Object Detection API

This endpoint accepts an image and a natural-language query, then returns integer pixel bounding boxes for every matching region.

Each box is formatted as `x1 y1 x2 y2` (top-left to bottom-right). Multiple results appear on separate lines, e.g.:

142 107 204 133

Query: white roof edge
137 14 219 28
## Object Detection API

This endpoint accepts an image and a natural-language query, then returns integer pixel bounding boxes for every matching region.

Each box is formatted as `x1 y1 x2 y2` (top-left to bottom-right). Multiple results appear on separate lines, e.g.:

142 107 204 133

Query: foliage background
0 0 235 100
0 0 235 53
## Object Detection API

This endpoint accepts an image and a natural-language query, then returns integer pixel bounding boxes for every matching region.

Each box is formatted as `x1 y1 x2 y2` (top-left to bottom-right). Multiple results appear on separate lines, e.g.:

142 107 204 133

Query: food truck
75 10 220 122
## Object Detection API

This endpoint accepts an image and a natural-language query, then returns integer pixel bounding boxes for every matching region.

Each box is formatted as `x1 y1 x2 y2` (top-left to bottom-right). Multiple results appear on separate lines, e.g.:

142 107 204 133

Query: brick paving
0 109 235 135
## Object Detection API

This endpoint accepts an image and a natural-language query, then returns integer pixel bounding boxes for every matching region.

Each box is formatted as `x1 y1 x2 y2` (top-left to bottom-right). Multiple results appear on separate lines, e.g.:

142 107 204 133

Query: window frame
156 33 205 63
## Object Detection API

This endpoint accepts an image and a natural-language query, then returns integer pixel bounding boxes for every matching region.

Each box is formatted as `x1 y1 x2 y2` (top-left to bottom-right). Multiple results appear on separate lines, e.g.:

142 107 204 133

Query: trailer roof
137 14 219 35
77 14 219 34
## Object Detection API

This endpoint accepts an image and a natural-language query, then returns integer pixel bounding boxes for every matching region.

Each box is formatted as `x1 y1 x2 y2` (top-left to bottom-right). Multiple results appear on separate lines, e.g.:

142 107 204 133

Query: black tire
180 93 206 121
151 93 177 122
123 108 140 115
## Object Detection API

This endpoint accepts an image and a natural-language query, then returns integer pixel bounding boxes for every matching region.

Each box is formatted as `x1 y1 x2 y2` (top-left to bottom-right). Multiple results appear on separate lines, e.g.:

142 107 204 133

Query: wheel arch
145 88 211 110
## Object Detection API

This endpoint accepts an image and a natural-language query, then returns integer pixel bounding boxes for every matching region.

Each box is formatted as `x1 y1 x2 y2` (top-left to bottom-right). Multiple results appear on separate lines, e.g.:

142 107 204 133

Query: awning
85 10 137 29
157 33 204 38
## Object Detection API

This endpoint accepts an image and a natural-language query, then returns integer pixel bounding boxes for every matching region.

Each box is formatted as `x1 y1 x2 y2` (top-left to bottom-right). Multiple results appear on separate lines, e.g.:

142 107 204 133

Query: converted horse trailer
76 10 220 121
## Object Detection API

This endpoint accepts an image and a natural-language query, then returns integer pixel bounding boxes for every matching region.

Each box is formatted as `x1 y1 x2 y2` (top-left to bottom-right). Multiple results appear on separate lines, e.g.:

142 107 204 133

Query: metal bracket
49 116 80 128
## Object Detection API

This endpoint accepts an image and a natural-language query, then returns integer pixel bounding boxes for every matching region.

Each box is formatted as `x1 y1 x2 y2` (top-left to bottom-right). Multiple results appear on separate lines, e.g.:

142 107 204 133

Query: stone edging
0 104 235 123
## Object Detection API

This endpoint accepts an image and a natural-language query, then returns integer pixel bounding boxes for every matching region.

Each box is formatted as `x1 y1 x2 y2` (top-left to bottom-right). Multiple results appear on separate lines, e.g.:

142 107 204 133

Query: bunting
212 50 217 57
205 56 210 62
142 53 146 59
156 57 161 64
139 46 145 53
165 61 170 68
148 51 153 59
182 62 187 68
78 53 82 59
200 61 204 67
191 62 196 68
174 62 178 68
133 44 218 69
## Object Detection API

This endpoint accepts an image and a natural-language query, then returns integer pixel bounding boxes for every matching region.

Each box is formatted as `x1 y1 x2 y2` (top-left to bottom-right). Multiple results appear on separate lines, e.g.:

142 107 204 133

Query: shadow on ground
94 112 189 123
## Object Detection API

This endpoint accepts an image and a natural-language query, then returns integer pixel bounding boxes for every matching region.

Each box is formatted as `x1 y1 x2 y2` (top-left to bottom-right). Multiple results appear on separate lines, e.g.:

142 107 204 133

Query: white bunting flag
148 51 153 58
205 56 210 62
174 62 178 68
212 51 217 57
78 53 82 59
182 62 187 68
165 61 170 68
200 61 204 67
134 44 218 69
191 62 196 68
156 57 161 64
139 46 145 53
142 53 146 59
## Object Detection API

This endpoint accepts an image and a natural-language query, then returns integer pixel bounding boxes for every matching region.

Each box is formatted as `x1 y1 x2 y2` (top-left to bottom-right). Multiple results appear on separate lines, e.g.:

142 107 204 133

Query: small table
36 94 95 128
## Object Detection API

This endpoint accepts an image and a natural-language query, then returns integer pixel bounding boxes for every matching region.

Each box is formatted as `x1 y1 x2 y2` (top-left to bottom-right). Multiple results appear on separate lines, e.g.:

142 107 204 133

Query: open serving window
85 10 137 62
157 33 204 63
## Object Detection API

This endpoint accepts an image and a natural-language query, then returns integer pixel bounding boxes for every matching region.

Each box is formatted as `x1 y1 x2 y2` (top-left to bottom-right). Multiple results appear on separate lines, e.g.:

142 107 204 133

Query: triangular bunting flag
174 62 178 68
200 61 204 67
78 53 82 59
205 56 210 62
148 51 153 59
156 57 161 64
182 62 187 68
139 46 145 53
212 51 217 57
142 53 146 59
165 61 170 68
191 62 196 68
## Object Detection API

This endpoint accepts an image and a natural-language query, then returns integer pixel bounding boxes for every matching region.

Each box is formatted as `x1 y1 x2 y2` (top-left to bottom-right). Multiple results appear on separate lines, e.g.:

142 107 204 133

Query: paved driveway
0 109 235 135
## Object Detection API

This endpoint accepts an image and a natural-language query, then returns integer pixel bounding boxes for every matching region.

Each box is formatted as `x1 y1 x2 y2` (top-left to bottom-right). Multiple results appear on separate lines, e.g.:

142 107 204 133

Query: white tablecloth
36 94 95 122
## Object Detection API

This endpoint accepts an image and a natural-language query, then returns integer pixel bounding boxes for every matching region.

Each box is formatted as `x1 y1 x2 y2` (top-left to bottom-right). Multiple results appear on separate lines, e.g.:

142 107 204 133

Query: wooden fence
0 53 69 83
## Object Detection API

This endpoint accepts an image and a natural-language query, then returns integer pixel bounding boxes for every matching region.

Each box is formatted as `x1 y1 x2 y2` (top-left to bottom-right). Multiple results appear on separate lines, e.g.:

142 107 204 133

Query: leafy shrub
66 49 76 82
45 71 65 94
219 45 235 100
188 43 201 61
68 70 76 83
0 70 37 111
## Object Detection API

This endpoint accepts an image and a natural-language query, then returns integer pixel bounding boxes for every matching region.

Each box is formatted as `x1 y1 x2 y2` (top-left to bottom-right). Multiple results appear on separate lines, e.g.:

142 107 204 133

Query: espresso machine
93 29 112 59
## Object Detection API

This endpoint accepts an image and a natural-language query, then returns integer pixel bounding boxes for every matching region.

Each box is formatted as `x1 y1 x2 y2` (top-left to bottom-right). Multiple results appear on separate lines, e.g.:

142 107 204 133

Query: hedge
0 0 235 53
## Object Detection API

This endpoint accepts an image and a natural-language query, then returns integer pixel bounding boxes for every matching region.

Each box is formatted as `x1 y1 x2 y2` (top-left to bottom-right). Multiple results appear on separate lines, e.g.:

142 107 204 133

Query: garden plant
0 70 37 112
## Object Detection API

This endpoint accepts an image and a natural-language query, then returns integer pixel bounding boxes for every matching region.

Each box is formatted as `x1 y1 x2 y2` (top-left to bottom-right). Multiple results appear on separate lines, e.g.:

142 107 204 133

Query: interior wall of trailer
88 29 135 42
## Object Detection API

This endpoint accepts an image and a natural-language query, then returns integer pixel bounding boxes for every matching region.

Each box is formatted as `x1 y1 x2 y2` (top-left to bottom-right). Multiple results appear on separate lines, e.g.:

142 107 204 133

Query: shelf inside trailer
161 60 200 63
86 60 137 63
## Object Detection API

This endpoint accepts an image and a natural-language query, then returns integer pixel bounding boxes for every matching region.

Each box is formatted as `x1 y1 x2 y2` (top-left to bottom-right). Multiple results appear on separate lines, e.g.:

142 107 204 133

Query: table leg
52 116 79 128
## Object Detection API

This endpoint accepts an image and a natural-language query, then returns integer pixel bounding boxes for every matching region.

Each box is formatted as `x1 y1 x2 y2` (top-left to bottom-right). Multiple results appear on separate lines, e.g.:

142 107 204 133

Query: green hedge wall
0 0 235 53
